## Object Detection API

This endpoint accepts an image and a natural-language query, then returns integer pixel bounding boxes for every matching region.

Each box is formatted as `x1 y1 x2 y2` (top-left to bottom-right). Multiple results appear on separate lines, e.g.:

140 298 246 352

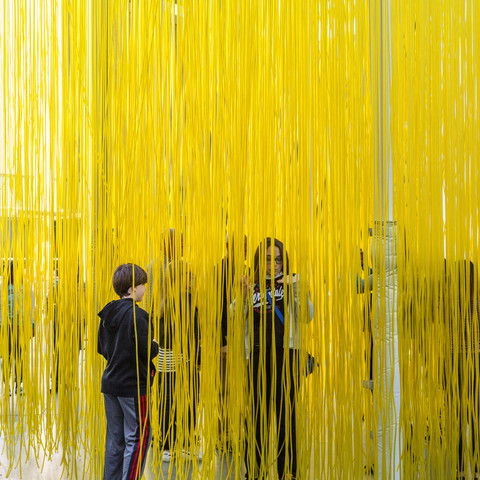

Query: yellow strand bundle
0 1 478 479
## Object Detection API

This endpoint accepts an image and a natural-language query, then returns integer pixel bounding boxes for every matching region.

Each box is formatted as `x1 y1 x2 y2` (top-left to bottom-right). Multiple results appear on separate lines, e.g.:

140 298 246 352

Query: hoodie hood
98 298 134 331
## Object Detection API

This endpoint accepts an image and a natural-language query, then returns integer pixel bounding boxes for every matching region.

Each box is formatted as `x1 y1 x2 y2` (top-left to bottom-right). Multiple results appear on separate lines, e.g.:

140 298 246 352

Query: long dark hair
253 238 289 283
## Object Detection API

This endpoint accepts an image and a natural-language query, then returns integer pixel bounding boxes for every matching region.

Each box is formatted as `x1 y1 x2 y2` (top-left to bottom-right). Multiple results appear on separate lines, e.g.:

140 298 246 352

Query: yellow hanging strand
1 1 479 478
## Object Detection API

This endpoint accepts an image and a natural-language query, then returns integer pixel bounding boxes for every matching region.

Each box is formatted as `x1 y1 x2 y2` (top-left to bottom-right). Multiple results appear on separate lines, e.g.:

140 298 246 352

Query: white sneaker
182 448 202 460
162 450 172 462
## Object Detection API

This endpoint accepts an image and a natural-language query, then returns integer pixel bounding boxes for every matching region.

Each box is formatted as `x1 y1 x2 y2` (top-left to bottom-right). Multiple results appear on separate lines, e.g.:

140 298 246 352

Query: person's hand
277 274 296 285
221 345 227 359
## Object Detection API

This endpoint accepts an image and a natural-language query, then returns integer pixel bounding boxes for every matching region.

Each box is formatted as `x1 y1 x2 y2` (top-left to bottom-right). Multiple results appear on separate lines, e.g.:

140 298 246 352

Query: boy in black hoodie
98 264 159 480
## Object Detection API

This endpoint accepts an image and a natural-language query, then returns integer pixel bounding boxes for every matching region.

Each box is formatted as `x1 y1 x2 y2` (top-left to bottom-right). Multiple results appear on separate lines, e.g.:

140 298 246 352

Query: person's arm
357 269 373 294
194 306 201 367
231 277 250 317
289 275 314 322
97 324 107 359
155 293 165 320
7 286 15 324
223 271 250 356
134 308 159 360
219 259 229 347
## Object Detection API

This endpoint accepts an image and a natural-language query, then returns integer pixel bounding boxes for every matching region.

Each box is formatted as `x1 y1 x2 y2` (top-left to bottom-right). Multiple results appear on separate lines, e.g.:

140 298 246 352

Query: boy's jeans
103 394 152 480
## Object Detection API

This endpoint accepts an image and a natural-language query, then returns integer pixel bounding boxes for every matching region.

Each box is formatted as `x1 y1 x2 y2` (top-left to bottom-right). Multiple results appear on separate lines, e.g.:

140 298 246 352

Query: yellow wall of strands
0 0 478 479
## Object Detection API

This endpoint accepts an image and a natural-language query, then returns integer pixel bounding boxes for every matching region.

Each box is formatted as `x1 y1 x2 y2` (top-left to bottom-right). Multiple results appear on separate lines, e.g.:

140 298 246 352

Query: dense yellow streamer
0 1 479 479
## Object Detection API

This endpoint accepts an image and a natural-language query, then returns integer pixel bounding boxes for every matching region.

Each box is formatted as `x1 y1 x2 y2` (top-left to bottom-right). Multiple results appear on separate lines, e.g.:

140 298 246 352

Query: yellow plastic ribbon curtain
0 0 478 479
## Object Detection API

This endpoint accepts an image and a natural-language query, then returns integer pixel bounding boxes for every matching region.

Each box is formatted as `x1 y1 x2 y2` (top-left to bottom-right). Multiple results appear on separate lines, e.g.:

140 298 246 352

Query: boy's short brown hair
113 263 148 298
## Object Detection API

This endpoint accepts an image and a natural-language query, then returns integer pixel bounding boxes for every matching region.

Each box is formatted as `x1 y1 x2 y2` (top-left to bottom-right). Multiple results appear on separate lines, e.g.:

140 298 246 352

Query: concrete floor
0 410 375 480
0 345 245 480
0 350 375 479
0 419 242 480
0 376 243 480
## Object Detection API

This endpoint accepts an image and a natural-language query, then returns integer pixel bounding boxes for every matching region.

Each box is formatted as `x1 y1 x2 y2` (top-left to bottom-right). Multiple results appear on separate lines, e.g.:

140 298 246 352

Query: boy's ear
127 286 134 295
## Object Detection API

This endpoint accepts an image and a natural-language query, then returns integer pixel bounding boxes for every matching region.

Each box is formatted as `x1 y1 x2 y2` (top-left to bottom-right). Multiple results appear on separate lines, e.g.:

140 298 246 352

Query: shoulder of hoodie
133 302 149 319
118 299 149 320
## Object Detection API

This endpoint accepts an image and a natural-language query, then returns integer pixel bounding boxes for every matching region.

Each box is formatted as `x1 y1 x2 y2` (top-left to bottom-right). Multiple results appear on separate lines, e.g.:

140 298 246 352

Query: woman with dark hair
242 238 313 480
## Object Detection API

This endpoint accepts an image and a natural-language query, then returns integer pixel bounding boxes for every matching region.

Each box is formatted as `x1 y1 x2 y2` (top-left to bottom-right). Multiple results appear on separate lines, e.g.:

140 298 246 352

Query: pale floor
0 409 245 480
0 351 375 479
0 408 375 480
0 436 242 480
0 362 465 479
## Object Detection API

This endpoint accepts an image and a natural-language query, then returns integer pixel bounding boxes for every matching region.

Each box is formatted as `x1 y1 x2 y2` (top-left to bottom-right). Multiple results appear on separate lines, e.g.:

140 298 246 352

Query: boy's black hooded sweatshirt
98 298 159 396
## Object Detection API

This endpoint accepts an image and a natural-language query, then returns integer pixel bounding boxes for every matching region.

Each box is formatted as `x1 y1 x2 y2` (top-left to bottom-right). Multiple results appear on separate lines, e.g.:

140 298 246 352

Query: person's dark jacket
159 291 200 367
219 257 230 347
97 298 159 396
213 257 231 348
